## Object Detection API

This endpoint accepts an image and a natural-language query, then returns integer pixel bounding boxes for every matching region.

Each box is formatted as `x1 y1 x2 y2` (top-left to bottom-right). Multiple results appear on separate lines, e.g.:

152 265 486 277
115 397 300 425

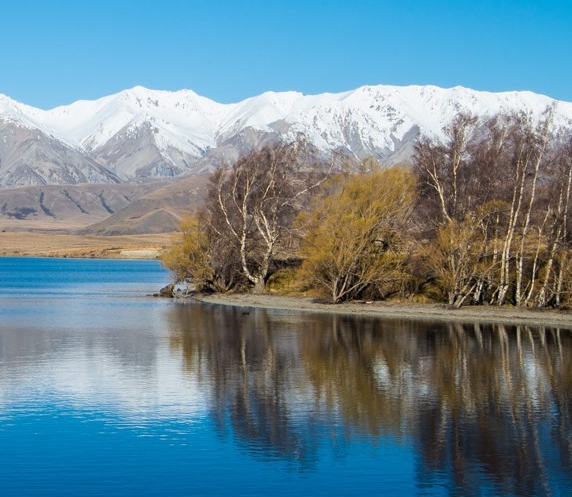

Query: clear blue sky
1 0 571 109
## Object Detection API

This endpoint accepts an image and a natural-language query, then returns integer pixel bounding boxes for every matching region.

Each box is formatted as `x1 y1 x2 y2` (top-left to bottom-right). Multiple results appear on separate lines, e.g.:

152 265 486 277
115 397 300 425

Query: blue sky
1 0 571 109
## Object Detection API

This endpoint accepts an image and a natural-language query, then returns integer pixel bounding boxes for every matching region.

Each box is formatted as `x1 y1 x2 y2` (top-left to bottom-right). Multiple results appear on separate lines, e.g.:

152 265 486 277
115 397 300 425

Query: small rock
157 283 175 298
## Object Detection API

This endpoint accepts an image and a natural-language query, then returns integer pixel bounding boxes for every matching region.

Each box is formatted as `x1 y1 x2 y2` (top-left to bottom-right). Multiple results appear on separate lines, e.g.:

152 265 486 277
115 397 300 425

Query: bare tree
414 113 478 225
413 108 558 307
206 141 328 293
494 111 553 305
537 135 572 306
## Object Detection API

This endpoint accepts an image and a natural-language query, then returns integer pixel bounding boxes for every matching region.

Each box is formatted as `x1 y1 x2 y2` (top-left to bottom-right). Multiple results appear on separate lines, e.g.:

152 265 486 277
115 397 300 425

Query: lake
0 257 571 496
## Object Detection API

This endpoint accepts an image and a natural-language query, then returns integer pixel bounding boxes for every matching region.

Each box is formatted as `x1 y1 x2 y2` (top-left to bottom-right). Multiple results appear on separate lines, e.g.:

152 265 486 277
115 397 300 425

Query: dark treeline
163 107 572 308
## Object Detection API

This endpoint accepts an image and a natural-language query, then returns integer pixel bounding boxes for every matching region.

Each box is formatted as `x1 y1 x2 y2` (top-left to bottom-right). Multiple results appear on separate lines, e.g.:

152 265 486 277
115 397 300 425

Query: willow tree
161 214 211 288
297 165 416 303
161 210 245 292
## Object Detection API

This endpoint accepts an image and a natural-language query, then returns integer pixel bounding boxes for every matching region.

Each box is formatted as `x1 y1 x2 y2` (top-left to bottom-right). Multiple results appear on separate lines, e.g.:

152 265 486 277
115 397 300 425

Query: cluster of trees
415 109 572 307
162 141 329 294
163 108 572 308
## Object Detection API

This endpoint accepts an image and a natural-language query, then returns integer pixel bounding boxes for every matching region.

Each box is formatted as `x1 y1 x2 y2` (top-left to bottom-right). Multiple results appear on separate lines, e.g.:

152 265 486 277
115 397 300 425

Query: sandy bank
193 293 572 328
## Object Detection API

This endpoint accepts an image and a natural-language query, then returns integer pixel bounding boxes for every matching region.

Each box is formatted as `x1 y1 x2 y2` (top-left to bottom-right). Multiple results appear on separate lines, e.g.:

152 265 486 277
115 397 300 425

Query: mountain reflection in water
169 302 572 496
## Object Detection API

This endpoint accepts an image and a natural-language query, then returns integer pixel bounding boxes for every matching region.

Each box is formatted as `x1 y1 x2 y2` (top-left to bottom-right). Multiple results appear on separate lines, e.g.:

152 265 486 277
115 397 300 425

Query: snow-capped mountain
1 84 571 187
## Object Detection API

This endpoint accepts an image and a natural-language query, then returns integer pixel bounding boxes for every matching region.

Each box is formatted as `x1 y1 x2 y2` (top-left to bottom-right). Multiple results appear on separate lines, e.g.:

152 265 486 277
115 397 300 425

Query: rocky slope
0 176 208 235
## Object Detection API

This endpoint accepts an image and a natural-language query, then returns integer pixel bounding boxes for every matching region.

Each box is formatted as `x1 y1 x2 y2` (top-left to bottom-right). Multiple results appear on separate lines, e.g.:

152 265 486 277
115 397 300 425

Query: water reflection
168 303 572 496
1 292 571 496
168 304 323 468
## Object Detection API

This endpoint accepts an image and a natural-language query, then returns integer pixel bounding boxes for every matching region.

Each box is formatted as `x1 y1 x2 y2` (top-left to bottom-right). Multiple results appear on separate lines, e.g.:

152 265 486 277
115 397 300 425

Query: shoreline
193 293 572 328
1 227 570 328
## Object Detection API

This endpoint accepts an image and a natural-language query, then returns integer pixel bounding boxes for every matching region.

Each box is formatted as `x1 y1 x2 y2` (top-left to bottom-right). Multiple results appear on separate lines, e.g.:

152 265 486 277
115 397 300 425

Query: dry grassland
0 231 175 259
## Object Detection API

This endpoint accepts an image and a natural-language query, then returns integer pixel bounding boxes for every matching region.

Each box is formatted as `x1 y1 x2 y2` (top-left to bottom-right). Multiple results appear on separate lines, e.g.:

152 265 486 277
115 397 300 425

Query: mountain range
2 84 572 188
1 84 572 234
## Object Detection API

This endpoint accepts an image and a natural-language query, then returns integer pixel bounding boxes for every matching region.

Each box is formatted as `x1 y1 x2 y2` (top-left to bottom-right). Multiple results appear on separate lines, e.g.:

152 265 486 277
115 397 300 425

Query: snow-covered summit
33 86 229 152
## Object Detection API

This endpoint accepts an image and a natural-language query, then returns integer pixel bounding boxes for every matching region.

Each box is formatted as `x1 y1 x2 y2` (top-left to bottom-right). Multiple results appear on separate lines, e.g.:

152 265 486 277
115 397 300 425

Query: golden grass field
0 231 175 259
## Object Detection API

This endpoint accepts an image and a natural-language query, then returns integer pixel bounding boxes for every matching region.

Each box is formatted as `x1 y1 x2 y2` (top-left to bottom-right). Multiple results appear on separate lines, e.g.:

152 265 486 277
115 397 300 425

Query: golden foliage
296 165 416 303
161 214 212 288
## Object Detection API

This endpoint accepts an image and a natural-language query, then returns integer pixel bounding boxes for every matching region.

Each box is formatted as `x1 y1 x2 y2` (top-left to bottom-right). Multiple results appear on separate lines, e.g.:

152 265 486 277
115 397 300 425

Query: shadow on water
167 302 572 496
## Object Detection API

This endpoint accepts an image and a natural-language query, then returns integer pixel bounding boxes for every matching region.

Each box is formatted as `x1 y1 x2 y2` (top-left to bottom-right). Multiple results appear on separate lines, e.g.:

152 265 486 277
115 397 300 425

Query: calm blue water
0 257 571 496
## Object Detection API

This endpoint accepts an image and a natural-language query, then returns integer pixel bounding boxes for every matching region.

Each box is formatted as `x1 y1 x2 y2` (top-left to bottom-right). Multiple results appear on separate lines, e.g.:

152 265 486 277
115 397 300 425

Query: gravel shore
193 293 572 328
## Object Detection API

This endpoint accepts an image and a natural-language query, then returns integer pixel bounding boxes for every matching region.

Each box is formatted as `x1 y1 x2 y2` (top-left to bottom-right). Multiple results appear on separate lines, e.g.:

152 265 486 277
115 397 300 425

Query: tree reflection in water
168 302 572 495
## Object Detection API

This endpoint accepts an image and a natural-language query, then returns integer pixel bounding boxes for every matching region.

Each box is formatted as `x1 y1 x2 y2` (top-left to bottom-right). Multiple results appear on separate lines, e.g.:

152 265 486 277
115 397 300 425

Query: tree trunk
253 277 266 294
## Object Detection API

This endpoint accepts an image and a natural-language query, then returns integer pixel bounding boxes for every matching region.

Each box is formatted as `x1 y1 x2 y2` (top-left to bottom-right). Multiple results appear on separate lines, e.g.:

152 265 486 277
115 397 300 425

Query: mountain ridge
1 84 572 188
